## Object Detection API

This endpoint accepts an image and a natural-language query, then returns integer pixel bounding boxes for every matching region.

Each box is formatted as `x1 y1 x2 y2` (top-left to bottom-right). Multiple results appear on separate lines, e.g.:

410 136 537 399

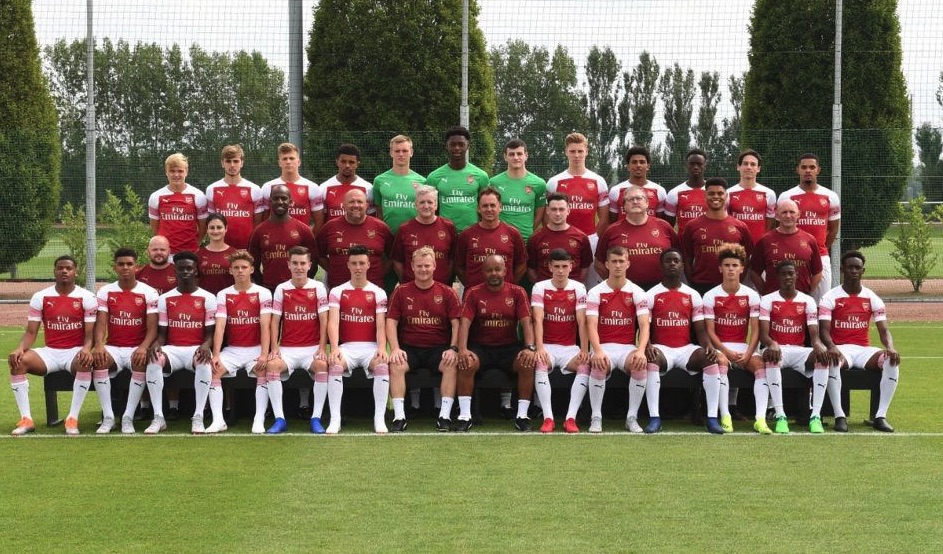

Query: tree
0 0 61 274
715 74 746 180
582 46 628 179
627 51 661 148
304 0 497 176
659 63 696 179
693 71 723 173
490 40 586 176
914 123 943 202
742 0 912 249
888 195 943 293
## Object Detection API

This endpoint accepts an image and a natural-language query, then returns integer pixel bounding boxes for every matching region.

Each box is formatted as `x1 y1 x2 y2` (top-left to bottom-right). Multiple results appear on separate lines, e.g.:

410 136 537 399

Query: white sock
500 391 512 409
827 365 846 418
67 371 92 420
766 365 785 417
534 370 553 420
93 370 114 419
588 375 606 419
209 379 224 423
877 360 900 418
373 364 390 421
123 371 147 420
393 398 406 420
516 399 530 419
328 366 344 423
628 374 647 418
703 364 720 418
718 368 730 418
144 363 164 418
253 378 268 425
312 374 328 418
193 364 212 415
753 373 769 421
267 373 285 419
410 388 421 409
458 396 472 420
11 375 31 419
439 397 454 420
645 369 661 418
565 373 590 419
811 367 828 417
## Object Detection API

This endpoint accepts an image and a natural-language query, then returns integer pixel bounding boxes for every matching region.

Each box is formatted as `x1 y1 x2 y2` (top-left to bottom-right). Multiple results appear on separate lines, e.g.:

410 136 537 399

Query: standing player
93 248 160 434
196 213 236 295
391 185 457 285
758 260 830 434
261 142 325 235
211 251 274 434
595 185 679 291
267 247 330 434
750 200 823 295
531 249 589 433
317 188 394 290
778 153 840 300
609 146 667 221
374 134 426 232
680 178 752 295
489 139 547 243
527 193 592 284
546 132 609 286
454 187 527 288
326 245 390 434
582 246 650 433
145 251 217 434
664 148 708 234
205 144 264 250
702 244 768 433
148 153 208 255
819 251 900 432
248 184 318 292
386 247 462 432
320 143 375 222
426 125 491 233
726 150 776 246
8 256 96 436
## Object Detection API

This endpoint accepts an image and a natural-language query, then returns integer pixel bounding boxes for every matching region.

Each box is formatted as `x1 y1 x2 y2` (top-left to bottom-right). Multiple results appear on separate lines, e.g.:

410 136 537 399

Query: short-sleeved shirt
647 283 703 348
778 185 841 256
390 217 458 284
595 217 680 289
426 162 490 232
316 216 394 289
461 282 530 347
136 264 177 295
215 284 274 347
608 180 666 220
664 183 706 233
702 284 761 344
29 285 98 349
680 215 753 287
320 176 375 222
260 177 323 226
818 286 886 347
489 171 547 242
545 170 609 236
197 246 236 295
531 279 587 347
248 218 318 290
158 288 217 347
726 183 776 245
148 184 209 254
750 229 823 295
586 280 649 345
205 179 264 250
96 281 159 347
527 225 593 282
759 291 818 346
387 281 461 347
272 279 329 348
456 222 526 288
329 281 387 345
373 169 426 231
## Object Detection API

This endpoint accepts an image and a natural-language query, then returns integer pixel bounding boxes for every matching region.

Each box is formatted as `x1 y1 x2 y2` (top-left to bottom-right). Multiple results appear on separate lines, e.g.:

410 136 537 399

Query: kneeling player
327 245 390 434
211 250 273 434
818 251 900 432
759 261 829 434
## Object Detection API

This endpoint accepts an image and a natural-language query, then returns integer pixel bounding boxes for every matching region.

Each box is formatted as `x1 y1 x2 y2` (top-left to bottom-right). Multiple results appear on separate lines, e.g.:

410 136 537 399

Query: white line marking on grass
4 431 943 439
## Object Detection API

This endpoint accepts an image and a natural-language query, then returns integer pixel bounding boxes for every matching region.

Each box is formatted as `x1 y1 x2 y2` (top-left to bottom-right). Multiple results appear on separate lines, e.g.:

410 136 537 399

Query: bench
43 365 882 426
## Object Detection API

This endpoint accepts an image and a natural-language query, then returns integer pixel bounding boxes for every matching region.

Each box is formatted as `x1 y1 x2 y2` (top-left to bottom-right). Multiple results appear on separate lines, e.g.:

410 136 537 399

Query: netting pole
85 0 97 287
460 0 470 140
831 0 843 283
288 0 303 154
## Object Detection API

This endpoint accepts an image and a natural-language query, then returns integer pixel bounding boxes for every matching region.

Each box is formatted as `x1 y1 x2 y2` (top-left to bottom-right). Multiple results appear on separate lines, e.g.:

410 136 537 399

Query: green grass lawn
0 323 941 552
859 225 943 279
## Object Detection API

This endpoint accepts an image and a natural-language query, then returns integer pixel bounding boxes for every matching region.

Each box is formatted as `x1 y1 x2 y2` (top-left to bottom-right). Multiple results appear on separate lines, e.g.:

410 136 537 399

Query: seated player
211 250 273 434
584 246 650 433
8 256 97 436
531 249 589 433
92 248 160 434
758 260 830 434
145 251 217 434
818 251 900 432
326 245 390 434
644 249 727 434
702 244 768 434
387 247 462 432
267 246 330 434
456 254 536 432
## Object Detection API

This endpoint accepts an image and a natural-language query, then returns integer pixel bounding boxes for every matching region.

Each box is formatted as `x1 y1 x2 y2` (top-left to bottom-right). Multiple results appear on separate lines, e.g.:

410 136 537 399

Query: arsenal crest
466 175 475 185
437 230 447 241
367 229 376 238
195 300 204 309
525 186 532 194
134 297 144 306
500 234 509 243
505 297 514 306
796 305 805 314
365 292 374 303
290 230 300 239
185 196 194 204
651 229 660 238
240 189 249 198
434 295 443 304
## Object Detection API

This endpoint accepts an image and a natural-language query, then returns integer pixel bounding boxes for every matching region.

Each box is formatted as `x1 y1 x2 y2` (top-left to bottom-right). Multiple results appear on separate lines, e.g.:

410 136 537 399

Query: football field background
1 323 941 552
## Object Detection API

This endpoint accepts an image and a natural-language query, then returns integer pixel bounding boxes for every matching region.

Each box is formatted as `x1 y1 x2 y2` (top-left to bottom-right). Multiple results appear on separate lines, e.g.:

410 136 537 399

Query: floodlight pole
831 0 843 283
289 0 304 154
461 0 470 163
85 0 97 288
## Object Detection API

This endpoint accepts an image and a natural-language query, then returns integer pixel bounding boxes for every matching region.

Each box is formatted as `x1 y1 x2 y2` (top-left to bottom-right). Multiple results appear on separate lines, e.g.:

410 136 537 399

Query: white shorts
585 233 601 288
836 344 881 369
161 345 199 373
767 344 814 377
338 342 379 377
542 343 581 373
600 342 638 373
814 254 831 302
218 345 263 377
279 345 321 373
721 342 756 370
653 343 701 374
35 346 82 373
104 345 137 376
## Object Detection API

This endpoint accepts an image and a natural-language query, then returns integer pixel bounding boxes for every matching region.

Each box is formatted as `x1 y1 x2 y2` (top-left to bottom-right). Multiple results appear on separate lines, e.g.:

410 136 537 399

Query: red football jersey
320 177 375 221
261 177 323 226
456 222 526 288
96 281 159 347
28 285 97 349
681 215 753 286
665 183 706 233
608 180 666 220
148 185 208 253
248 218 318 289
158 288 217 347
726 183 776 244
818 286 886 346
317 216 393 289
197 246 236 295
779 186 841 256
526 225 593 281
205 179 263 249
387 281 461 347
760 291 818 346
545 170 609 236
391 217 458 284
330 282 387 344
750 229 823 294
531 279 587 346
595 218 680 288
461 282 530 347
647 283 703 348
702 284 761 344
586 281 649 345
136 264 177 295
215 284 273 347
272 279 329 348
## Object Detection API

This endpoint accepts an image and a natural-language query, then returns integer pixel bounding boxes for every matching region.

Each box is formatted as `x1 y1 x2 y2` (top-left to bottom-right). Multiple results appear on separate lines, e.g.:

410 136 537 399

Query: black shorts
469 343 522 374
402 344 450 373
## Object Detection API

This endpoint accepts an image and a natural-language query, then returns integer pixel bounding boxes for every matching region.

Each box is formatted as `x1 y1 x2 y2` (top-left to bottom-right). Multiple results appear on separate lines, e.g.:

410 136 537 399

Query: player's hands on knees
628 350 647 372
516 349 536 369
131 346 148 368
458 349 474 371
76 347 93 369
644 344 658 363
195 346 212 364
329 349 343 366
389 348 407 365
590 351 609 372
762 343 781 364
375 349 389 364
441 348 457 367
535 348 550 367
8 349 23 372
92 345 109 370
147 344 162 363
886 348 900 366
